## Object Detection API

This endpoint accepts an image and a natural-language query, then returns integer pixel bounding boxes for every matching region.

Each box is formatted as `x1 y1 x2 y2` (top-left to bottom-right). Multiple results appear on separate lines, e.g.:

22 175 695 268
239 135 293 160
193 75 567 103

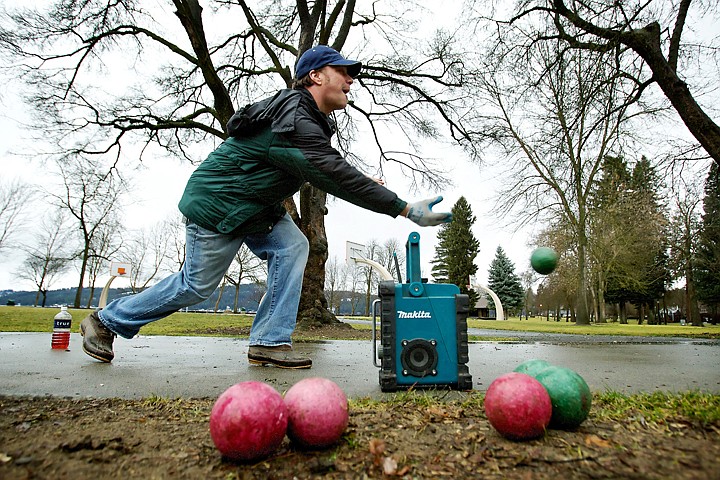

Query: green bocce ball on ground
513 359 552 378
533 365 592 429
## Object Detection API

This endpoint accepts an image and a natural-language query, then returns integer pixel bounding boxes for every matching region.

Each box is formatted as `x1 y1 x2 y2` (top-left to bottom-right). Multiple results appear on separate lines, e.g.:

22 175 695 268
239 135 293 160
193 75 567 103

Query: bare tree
161 215 187 274
668 180 703 326
50 156 126 307
83 215 124 307
347 260 365 316
224 245 267 313
477 0 720 165
379 238 405 283
213 277 228 314
324 255 343 315
350 237 406 315
359 240 382 316
16 209 72 306
337 262 352 314
119 219 176 293
587 196 642 323
0 1 479 327
475 35 637 324
519 270 536 320
0 178 36 257
533 217 585 322
587 156 669 324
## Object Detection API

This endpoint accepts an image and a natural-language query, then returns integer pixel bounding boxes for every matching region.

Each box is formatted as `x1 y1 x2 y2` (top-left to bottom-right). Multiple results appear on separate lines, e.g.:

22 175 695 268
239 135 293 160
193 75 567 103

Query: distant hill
0 285 375 315
0 284 265 312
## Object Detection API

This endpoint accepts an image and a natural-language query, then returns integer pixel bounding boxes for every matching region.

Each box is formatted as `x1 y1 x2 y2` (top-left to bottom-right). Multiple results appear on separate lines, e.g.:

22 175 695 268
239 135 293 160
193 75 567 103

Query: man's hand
405 196 453 226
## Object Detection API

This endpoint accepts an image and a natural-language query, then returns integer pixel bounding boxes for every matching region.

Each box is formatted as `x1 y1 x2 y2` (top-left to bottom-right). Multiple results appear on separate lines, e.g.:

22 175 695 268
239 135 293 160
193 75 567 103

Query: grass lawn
0 306 254 336
467 316 720 339
1 305 718 339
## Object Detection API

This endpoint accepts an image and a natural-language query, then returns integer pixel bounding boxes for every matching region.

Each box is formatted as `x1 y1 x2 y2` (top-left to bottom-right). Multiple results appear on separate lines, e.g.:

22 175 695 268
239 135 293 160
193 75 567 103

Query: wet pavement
1 332 718 399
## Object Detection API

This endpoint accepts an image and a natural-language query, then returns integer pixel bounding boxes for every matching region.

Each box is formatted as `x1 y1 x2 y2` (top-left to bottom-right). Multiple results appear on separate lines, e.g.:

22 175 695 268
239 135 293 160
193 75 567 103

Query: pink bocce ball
484 372 553 441
209 381 288 461
284 377 349 448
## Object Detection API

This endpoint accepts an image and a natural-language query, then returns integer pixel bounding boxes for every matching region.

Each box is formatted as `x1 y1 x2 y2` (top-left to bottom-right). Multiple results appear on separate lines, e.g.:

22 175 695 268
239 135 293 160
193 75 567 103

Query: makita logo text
397 310 432 319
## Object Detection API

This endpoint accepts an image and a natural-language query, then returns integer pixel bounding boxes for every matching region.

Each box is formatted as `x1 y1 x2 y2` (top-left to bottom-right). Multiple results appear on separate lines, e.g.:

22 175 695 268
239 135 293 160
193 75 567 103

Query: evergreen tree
695 162 720 322
627 157 669 323
592 155 668 323
588 155 634 322
430 197 480 306
487 246 524 316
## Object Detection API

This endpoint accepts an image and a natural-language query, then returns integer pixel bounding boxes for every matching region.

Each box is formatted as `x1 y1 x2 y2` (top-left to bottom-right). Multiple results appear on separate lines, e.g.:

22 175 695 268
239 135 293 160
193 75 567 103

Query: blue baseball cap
295 45 362 79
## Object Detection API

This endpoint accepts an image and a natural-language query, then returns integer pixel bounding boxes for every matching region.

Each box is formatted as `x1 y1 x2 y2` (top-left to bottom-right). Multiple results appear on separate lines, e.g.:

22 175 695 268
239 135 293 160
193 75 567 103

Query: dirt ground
197 322 375 341
2 324 719 479
1 391 719 479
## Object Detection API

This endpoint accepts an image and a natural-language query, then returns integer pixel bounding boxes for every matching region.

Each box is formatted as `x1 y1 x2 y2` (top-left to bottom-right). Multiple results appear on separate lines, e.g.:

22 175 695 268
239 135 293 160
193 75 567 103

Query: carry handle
372 298 382 367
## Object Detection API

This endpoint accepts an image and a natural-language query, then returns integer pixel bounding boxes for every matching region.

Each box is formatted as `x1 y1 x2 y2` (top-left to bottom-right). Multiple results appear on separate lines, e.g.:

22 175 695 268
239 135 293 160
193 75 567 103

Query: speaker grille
400 339 438 377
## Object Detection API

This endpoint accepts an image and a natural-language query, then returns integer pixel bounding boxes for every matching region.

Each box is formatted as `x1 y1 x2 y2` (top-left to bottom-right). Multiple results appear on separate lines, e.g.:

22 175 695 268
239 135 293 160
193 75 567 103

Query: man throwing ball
80 45 453 369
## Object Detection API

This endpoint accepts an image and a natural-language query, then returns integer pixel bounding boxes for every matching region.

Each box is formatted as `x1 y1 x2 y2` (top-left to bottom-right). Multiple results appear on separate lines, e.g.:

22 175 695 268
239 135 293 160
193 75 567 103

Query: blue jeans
99 214 309 346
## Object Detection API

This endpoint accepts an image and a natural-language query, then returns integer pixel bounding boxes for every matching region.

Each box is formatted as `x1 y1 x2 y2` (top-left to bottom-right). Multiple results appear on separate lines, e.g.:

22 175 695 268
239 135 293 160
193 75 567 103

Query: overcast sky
0 78 536 293
0 150 535 294
0 1 567 292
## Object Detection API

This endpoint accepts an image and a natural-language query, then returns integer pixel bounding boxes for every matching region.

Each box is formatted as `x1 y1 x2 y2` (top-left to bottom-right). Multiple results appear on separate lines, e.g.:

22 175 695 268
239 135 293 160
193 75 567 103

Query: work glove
406 196 453 226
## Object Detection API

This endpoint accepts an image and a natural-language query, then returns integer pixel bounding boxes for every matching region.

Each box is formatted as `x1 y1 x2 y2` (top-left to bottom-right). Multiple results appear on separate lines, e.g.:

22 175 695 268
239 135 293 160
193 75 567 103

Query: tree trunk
174 0 235 127
619 301 628 324
73 246 90 308
296 185 338 328
214 280 226 313
556 2 720 165
233 283 240 313
85 286 96 308
597 276 607 323
621 23 720 166
683 225 702 326
364 267 372 316
575 235 591 325
686 274 702 326
648 301 656 325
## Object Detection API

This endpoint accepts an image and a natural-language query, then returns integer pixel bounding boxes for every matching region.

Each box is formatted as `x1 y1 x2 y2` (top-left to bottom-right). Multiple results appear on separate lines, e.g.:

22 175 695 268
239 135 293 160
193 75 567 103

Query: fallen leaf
382 456 398 475
397 465 411 476
369 438 386 456
585 434 612 448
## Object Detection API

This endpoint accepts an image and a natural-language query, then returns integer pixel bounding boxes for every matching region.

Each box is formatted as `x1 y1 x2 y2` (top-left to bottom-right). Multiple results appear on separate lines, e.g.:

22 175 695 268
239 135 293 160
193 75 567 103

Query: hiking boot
248 345 312 369
80 311 116 363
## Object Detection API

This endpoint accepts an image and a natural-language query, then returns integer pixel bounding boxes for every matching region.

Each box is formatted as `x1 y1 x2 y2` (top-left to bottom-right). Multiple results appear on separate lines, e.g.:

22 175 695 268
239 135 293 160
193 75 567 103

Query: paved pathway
1 332 718 399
